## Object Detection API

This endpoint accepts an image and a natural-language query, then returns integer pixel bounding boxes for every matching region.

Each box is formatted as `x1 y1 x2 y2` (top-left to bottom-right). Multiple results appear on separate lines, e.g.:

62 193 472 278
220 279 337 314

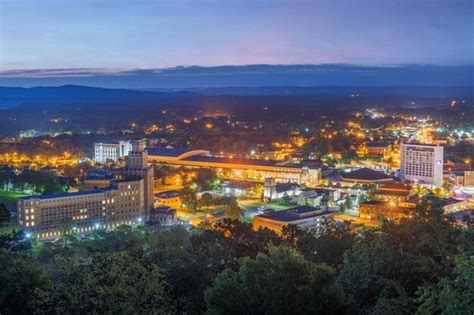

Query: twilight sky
0 0 473 87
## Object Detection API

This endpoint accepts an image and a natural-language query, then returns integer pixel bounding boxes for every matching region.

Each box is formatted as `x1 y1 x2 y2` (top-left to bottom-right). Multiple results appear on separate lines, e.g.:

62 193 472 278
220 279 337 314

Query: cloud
0 64 472 88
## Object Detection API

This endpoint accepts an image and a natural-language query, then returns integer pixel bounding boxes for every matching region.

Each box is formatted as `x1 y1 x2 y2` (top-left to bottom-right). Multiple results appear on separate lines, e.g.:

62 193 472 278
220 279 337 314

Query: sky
0 0 473 87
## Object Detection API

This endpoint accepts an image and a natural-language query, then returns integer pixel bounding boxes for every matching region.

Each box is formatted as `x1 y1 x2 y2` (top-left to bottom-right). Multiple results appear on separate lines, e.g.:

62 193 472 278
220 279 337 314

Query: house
292 189 323 207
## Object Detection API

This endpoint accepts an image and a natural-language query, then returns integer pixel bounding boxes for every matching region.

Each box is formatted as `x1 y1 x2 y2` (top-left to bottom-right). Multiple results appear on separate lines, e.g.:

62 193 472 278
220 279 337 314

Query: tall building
400 143 444 187
18 139 155 240
94 141 132 163
116 139 155 212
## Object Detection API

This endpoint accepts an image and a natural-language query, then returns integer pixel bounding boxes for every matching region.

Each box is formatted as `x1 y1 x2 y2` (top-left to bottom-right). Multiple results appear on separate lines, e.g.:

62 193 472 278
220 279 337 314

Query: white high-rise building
94 141 132 163
400 143 444 187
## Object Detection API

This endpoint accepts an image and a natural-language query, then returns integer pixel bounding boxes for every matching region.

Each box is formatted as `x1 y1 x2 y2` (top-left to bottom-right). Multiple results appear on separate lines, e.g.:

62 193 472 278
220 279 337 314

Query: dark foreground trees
205 246 351 315
0 196 472 314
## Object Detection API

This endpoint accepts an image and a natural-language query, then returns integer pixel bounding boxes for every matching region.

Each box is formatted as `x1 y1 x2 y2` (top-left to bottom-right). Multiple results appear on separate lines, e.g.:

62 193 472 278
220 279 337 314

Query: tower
121 139 155 212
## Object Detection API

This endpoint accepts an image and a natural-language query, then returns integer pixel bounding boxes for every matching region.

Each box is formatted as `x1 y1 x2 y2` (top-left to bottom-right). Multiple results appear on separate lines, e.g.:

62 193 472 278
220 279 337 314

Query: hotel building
18 139 154 240
400 143 444 187
94 140 132 163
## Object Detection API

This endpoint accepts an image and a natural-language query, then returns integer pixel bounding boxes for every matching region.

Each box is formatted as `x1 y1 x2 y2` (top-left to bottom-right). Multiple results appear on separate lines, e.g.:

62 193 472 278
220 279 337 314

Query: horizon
1 64 473 88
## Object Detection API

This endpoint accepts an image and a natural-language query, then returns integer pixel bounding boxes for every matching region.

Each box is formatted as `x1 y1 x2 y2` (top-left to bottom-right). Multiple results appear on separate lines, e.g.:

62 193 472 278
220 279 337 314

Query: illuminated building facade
18 179 144 240
116 139 154 212
94 140 132 163
359 200 410 221
147 148 321 186
253 206 331 234
400 143 444 187
18 139 154 240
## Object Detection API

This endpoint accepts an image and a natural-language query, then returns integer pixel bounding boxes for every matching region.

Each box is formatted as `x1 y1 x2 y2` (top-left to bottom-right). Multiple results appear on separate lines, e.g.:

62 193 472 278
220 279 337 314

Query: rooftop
147 148 193 157
155 190 181 199
340 168 392 181
182 155 302 169
19 188 110 200
256 206 327 222
275 182 299 193
378 182 413 191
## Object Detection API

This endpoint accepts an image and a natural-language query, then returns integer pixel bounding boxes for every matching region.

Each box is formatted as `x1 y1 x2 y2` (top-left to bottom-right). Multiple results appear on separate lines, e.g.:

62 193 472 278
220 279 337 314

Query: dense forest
1 195 472 314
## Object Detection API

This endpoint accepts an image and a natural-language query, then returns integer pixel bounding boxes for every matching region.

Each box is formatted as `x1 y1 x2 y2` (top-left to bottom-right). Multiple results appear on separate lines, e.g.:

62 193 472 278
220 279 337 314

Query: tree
281 224 302 245
344 196 353 210
416 254 474 314
0 203 10 226
224 200 244 221
37 251 175 314
336 195 469 313
181 187 199 210
194 168 219 191
297 218 355 267
199 192 214 208
205 246 351 314
0 250 52 314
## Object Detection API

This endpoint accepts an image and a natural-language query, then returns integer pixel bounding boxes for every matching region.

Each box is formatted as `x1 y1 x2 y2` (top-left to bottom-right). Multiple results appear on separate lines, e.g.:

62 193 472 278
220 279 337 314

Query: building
154 190 181 208
253 206 332 234
222 181 254 197
335 167 393 185
400 143 444 187
449 170 474 187
81 169 114 191
18 179 145 240
263 178 300 200
18 139 154 240
357 142 392 159
373 182 414 204
359 200 410 221
147 148 321 186
293 189 323 207
443 198 470 213
149 206 177 225
94 141 132 163
116 139 155 212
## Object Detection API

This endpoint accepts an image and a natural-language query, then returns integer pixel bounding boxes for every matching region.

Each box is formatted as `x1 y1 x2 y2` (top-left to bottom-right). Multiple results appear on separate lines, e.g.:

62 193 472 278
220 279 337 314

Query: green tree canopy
205 246 351 315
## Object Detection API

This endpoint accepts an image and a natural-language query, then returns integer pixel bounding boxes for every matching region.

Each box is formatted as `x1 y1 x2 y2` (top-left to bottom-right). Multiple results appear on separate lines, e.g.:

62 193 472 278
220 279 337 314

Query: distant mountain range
0 85 195 108
145 86 474 97
0 84 472 110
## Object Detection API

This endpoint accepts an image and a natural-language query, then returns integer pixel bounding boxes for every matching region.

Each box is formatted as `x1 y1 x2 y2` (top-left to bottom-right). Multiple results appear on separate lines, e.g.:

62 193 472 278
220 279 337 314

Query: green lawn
0 190 27 211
